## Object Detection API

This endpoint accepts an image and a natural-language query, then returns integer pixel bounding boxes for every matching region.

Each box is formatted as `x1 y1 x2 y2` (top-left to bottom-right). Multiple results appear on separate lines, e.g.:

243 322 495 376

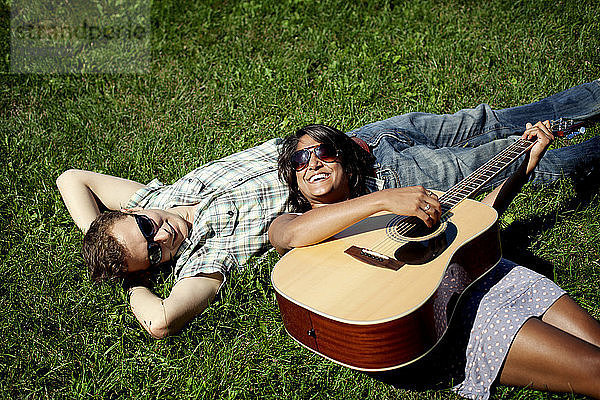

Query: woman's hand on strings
522 120 555 174
377 186 442 228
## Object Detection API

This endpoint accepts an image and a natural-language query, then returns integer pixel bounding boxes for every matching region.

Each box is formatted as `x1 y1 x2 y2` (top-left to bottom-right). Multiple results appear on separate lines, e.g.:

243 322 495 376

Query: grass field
1 0 599 398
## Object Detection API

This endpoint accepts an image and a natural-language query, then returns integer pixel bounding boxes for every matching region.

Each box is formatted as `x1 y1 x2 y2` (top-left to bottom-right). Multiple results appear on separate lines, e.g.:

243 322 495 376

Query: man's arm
56 169 145 232
128 273 223 339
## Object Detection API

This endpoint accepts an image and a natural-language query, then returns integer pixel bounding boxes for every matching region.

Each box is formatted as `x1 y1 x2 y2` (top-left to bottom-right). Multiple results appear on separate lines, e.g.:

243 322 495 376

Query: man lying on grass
57 80 600 338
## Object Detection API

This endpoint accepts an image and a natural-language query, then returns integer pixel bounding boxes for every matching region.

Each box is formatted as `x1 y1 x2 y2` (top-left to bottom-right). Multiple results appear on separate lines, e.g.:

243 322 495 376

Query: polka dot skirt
451 259 565 400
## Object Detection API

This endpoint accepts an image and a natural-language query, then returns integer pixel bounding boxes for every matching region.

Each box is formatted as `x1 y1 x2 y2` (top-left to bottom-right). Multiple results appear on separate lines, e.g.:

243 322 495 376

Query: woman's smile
307 172 331 183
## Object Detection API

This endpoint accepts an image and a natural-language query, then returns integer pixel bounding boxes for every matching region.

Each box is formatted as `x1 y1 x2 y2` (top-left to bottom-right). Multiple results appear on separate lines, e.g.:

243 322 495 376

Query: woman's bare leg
541 294 600 346
499 296 600 398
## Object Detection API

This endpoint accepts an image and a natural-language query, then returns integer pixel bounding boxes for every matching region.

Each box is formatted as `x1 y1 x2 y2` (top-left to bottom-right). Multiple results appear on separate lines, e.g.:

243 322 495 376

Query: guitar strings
366 118 567 255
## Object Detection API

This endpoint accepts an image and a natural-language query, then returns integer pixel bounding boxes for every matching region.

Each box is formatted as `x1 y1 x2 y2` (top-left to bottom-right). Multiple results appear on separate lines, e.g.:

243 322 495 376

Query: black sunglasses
131 214 162 266
291 143 338 171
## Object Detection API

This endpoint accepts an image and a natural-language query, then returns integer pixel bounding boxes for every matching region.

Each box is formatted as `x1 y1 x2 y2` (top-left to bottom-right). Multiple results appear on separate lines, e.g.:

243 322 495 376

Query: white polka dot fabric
452 259 565 399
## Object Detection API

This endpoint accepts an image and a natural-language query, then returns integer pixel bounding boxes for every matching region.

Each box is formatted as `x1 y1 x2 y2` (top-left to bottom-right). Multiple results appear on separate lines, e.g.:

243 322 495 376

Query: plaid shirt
126 138 288 282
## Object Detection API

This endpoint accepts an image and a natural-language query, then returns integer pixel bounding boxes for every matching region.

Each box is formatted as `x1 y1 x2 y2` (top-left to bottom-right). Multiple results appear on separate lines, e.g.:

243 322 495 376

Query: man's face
110 209 191 273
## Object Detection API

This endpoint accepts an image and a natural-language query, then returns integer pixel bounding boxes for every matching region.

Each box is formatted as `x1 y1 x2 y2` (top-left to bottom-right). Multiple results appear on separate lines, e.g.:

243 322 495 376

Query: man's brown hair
82 211 130 282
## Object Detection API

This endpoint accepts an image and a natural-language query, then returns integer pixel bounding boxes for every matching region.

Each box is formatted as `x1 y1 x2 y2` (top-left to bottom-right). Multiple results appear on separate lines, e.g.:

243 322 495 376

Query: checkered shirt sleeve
126 138 289 282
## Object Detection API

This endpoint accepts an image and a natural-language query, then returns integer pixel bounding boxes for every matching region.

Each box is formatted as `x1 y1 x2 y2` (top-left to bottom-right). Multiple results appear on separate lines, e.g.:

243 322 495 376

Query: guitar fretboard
438 136 535 213
438 118 571 213
392 118 575 237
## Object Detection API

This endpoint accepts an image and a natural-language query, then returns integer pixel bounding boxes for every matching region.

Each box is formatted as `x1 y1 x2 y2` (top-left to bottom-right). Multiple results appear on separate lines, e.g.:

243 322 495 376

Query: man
57 139 286 338
57 80 600 338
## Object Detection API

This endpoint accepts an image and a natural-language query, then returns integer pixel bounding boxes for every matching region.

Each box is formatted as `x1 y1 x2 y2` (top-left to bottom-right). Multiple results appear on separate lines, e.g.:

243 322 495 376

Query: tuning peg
565 127 585 140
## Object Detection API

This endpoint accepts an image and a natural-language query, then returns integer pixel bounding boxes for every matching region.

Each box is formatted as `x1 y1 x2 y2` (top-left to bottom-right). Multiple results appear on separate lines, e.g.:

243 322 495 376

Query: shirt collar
175 236 192 258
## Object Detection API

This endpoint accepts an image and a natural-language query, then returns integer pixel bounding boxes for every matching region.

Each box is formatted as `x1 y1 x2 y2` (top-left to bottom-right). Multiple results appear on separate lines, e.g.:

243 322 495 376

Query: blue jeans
348 80 600 190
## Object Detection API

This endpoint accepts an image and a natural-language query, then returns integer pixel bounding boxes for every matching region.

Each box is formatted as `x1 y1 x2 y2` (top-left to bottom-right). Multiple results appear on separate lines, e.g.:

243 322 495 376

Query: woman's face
294 135 350 207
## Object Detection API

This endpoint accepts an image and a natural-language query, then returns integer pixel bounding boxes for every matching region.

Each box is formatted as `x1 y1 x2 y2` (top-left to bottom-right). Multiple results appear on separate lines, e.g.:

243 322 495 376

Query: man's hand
128 273 223 339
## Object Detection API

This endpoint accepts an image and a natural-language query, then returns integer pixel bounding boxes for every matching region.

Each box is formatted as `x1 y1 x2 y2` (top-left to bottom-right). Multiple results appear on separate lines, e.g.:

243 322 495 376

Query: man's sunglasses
131 214 162 266
291 143 338 171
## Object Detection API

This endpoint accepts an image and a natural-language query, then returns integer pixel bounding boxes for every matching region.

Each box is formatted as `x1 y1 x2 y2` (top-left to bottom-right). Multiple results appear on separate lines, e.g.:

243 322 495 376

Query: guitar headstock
551 117 586 139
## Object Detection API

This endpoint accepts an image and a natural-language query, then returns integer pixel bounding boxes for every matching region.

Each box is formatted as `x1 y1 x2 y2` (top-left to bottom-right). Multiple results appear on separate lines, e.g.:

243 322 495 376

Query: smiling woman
268 123 600 399
293 135 350 206
269 124 442 254
277 124 376 213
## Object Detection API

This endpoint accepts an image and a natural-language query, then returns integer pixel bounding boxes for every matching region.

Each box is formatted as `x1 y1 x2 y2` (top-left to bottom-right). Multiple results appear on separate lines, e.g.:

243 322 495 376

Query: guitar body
271 193 501 371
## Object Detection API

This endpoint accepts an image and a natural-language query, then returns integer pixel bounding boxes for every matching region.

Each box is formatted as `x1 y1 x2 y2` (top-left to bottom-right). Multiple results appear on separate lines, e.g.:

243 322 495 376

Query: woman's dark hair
278 124 376 212
82 210 130 282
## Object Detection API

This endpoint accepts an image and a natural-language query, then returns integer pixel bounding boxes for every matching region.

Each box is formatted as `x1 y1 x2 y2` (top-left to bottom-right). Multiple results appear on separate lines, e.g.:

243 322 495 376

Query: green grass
1 0 599 398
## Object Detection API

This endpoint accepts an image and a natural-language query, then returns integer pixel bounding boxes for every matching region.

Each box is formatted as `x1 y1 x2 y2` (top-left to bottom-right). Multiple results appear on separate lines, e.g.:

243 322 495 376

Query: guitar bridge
344 246 405 271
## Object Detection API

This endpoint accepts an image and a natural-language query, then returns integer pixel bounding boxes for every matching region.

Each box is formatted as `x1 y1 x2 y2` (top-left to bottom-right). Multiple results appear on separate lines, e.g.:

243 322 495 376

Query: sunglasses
131 214 162 266
291 143 338 171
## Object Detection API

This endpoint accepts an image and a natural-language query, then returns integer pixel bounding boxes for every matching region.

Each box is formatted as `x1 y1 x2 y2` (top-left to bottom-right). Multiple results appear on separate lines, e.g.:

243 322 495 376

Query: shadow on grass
500 218 556 279
503 171 600 279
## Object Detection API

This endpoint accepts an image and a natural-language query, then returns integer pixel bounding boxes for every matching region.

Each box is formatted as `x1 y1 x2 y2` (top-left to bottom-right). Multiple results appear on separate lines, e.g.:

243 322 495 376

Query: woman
269 124 600 399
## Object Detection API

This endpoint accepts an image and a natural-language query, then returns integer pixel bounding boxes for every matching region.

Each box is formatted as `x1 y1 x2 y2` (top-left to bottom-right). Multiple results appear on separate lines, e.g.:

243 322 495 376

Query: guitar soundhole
403 220 441 238
394 233 449 265
393 222 457 265
386 215 450 242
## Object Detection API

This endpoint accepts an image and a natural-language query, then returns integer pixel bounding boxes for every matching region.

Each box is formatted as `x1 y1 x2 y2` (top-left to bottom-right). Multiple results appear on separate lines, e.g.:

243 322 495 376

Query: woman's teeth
309 173 329 183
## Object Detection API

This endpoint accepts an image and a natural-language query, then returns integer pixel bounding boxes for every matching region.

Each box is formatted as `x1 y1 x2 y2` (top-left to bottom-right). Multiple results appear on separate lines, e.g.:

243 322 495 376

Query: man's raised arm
56 169 145 232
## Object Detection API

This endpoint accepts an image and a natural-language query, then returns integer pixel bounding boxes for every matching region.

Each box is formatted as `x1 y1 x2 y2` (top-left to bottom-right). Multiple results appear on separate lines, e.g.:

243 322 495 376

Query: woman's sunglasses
131 214 162 266
291 143 338 171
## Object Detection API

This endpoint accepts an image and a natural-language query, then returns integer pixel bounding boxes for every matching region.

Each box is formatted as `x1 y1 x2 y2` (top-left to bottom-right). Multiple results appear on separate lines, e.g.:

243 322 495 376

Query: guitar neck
438 118 570 213
439 137 535 212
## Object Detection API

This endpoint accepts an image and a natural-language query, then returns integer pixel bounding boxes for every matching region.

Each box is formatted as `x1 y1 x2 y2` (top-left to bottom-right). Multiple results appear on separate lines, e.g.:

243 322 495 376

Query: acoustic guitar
271 118 587 371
